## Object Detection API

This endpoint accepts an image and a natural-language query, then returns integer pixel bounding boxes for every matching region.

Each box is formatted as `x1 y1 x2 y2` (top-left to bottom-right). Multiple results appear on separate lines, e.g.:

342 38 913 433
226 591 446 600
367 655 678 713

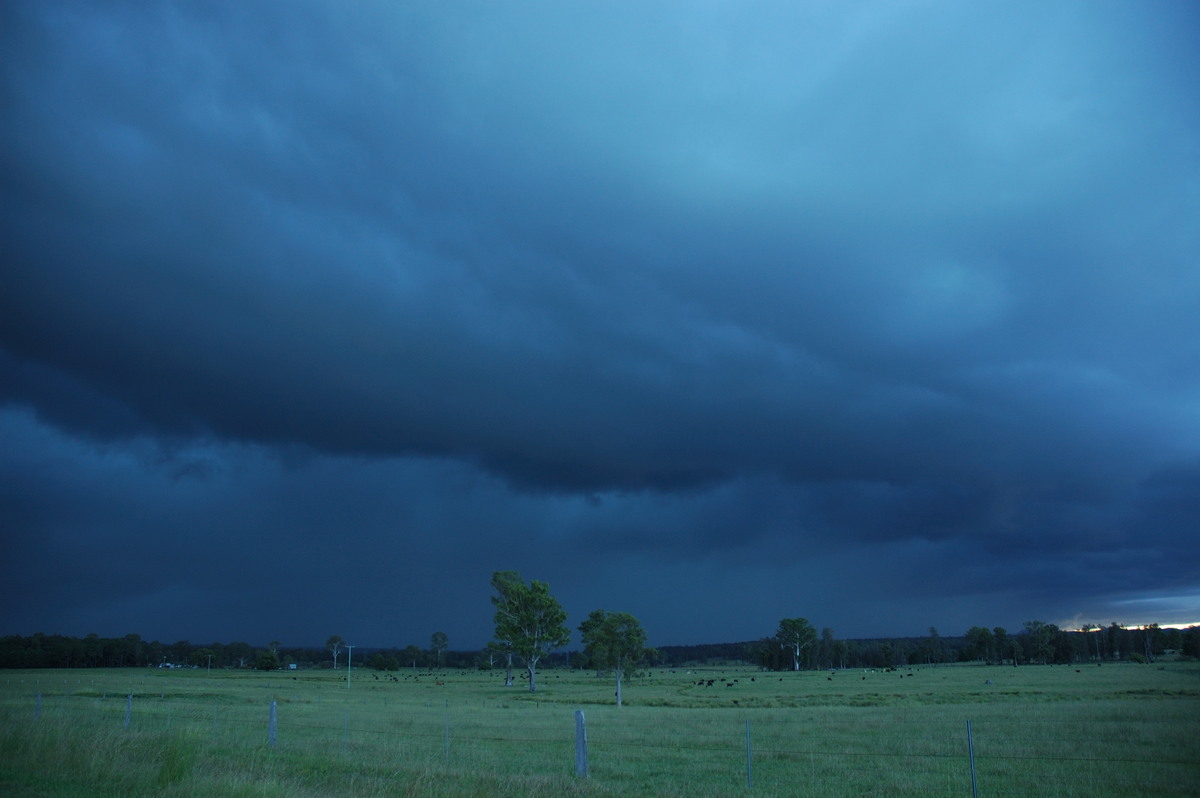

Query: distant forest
3 622 1196 670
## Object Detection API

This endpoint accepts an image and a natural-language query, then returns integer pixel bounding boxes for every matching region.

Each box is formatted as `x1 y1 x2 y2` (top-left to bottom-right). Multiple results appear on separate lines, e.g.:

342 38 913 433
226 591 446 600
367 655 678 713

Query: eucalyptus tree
818 627 837 669
326 635 344 669
430 631 449 669
402 644 423 670
490 570 570 693
964 626 994 663
1080 624 1102 661
484 640 516 685
190 647 215 669
227 641 253 669
579 610 647 707
777 617 817 671
992 627 1013 665
925 626 944 664
1023 620 1057 664
489 573 520 686
830 639 849 670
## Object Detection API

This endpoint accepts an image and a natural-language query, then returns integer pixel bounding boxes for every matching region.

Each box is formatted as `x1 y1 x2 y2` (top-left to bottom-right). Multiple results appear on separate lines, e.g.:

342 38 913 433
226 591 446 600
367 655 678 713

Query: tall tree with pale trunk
326 635 344 669
777 617 816 671
490 570 570 693
579 609 647 707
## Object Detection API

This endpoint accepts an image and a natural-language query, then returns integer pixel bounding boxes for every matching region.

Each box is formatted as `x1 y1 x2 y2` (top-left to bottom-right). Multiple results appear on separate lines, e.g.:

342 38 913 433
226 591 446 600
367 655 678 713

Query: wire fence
6 685 1199 796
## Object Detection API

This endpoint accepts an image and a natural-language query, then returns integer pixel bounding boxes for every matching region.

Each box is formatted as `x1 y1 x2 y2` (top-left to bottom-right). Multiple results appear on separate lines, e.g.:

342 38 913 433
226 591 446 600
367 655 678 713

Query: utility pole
345 645 355 689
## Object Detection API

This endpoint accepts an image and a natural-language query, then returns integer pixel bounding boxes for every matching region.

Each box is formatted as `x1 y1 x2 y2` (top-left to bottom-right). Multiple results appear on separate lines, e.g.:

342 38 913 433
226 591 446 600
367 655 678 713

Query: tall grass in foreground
1 662 1197 796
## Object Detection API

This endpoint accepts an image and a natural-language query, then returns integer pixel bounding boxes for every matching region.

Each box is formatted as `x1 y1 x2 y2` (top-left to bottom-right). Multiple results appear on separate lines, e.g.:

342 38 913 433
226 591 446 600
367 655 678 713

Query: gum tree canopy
490 570 570 693
579 609 647 707
777 617 817 671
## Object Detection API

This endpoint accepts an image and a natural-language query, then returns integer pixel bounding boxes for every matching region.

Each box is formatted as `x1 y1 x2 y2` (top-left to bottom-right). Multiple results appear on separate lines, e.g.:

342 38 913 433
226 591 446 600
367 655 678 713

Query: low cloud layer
3 1 1198 648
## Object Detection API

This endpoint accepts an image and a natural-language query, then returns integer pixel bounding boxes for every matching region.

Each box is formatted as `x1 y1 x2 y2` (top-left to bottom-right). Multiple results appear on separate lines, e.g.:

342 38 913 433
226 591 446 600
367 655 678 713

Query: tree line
0 633 271 670
5 585 1196 675
957 620 1191 666
718 619 1198 670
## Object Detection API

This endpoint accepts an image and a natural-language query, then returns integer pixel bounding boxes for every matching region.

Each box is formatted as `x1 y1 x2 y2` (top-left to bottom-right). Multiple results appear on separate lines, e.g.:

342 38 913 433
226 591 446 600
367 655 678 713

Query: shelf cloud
3 0 1198 648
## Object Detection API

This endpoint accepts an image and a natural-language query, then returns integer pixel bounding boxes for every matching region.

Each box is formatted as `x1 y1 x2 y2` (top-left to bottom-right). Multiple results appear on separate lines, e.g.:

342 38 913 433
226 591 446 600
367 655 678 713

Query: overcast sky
3 1 1198 652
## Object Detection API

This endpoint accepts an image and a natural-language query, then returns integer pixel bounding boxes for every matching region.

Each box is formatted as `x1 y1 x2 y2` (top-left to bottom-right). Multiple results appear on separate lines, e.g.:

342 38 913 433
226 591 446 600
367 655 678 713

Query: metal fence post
269 700 277 748
967 720 978 798
575 710 589 778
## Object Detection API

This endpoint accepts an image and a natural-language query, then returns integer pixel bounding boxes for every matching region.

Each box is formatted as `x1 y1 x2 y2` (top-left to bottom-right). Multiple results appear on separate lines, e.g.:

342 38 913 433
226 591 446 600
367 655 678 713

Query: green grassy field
1 660 1197 796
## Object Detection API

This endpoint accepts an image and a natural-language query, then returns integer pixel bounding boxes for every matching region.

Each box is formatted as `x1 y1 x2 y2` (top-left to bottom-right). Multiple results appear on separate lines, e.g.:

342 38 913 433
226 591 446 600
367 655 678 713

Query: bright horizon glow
1063 621 1200 632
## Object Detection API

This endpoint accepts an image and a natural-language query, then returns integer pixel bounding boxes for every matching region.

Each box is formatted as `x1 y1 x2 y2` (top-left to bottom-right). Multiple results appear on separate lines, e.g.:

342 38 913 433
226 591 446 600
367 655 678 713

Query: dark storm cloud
2 0 1199 646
